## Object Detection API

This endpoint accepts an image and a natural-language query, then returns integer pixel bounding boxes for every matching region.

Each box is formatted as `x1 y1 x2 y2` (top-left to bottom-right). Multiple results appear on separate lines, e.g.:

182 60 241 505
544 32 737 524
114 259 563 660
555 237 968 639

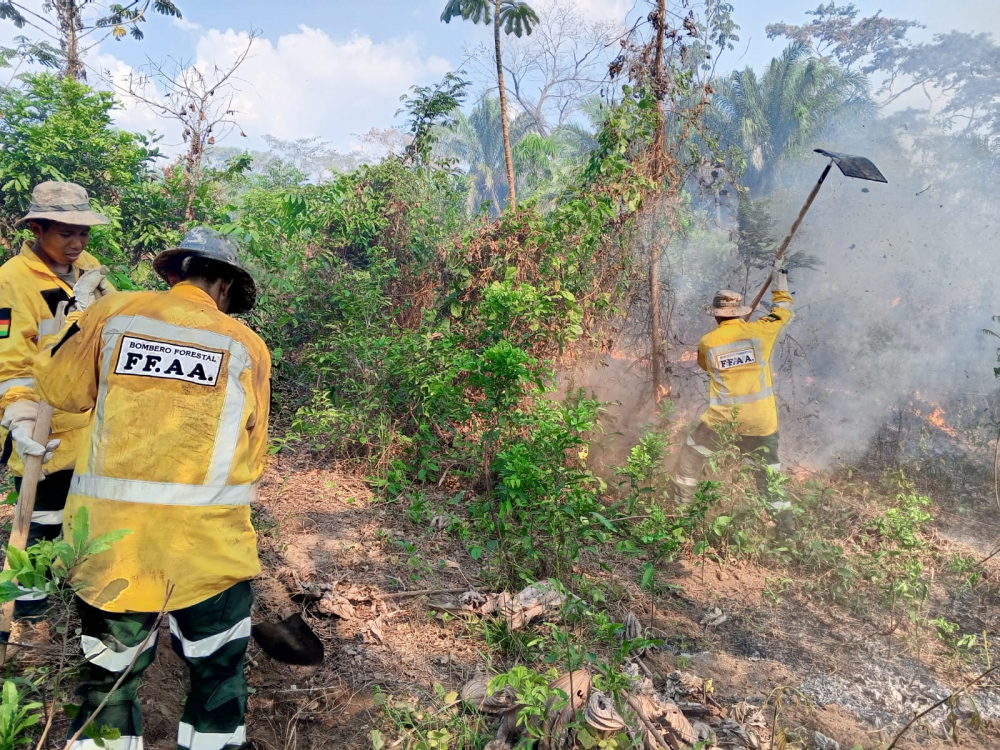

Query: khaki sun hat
14 181 109 227
706 289 752 317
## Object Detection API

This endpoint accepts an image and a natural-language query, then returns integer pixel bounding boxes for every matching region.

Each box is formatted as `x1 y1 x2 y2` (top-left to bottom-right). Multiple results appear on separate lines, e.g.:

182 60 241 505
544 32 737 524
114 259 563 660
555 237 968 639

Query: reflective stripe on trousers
81 632 159 673
177 723 247 750
69 737 144 750
169 616 251 659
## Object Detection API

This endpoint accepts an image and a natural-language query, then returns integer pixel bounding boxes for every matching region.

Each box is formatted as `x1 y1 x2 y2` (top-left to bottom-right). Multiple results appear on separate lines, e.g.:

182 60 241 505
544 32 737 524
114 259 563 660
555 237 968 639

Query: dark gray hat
153 227 257 314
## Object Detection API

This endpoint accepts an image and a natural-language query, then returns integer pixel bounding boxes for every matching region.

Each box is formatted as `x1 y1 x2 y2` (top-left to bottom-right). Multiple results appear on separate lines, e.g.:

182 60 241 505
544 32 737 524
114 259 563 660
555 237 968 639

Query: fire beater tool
744 148 888 319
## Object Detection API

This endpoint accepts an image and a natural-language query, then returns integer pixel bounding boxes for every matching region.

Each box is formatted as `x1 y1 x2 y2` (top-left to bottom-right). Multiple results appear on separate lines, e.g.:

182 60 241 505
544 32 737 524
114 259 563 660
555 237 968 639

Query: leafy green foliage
0 73 178 266
398 72 470 166
708 43 876 194
0 680 42 750
441 0 539 37
0 507 131 604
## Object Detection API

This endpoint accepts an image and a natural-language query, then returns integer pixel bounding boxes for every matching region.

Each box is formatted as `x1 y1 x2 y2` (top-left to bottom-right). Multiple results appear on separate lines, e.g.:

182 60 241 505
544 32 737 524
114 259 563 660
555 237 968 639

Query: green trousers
673 422 782 505
69 582 252 750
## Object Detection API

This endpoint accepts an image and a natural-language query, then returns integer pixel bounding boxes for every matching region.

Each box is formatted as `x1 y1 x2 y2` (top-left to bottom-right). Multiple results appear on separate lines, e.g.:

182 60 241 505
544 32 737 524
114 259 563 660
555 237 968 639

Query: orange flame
892 296 902 308
928 406 957 437
680 351 698 363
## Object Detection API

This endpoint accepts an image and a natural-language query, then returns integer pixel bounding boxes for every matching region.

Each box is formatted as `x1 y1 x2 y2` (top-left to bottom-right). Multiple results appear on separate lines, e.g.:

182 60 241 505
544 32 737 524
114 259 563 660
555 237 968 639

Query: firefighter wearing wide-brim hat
34 226 270 750
0 181 115 630
674 264 795 530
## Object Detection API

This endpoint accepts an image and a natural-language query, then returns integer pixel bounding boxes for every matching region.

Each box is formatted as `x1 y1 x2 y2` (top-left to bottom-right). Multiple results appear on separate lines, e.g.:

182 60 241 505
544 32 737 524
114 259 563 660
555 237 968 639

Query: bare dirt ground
133 458 1000 750
9 455 1000 750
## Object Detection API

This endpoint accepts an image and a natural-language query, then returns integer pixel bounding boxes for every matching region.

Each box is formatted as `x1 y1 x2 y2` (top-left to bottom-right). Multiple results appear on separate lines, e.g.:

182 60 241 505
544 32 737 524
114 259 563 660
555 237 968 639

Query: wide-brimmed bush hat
15 181 109 227
706 289 751 317
153 227 257 314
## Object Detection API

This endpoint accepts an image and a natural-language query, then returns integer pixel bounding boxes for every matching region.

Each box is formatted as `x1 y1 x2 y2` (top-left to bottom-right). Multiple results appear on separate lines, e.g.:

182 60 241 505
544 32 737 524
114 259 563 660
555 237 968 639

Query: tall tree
0 0 182 80
708 43 875 195
467 0 618 136
441 0 539 210
113 33 255 220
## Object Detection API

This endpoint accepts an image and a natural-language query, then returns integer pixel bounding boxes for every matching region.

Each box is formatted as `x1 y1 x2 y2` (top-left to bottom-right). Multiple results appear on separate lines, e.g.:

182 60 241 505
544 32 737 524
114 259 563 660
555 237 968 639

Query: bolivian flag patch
0 309 9 339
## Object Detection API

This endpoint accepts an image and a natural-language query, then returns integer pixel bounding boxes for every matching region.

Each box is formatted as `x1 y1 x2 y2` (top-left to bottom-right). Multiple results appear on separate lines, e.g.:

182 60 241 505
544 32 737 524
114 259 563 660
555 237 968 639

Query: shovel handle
0 402 55 664
744 160 833 319
0 294 78 665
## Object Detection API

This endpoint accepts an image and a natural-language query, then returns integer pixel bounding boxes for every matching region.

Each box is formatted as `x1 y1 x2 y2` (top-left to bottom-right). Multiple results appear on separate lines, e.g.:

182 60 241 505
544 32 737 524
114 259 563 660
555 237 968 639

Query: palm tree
708 43 876 195
437 95 536 216
441 0 539 211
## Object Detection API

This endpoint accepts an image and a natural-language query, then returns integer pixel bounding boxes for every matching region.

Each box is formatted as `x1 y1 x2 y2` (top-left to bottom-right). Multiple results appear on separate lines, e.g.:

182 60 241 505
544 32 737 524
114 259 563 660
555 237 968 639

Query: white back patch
716 347 757 371
114 335 223 386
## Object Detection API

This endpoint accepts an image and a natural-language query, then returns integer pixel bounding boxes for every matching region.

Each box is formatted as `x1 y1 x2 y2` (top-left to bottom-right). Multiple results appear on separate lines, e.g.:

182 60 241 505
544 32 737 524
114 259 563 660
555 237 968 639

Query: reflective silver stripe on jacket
70 475 256 507
705 337 770 407
38 318 61 337
710 386 774 407
0 377 34 397
89 314 251 485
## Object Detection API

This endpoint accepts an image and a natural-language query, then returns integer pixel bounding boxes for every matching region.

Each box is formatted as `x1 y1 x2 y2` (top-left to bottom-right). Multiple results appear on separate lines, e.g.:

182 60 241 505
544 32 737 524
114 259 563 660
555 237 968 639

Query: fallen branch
381 587 471 599
886 664 1000 749
626 694 679 750
63 583 175 750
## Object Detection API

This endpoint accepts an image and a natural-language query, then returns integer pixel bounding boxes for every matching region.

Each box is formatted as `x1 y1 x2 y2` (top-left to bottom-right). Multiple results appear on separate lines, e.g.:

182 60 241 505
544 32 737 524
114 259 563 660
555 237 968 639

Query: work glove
1 401 60 473
71 266 111 313
771 260 789 293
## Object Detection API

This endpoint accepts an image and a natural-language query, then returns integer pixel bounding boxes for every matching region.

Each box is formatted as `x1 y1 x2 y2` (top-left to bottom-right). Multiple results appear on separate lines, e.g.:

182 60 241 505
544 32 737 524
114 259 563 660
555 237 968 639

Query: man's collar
170 281 221 310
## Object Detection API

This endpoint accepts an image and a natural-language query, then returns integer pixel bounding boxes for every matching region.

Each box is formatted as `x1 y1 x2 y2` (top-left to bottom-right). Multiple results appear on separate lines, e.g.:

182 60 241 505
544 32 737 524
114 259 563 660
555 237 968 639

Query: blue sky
4 0 998 153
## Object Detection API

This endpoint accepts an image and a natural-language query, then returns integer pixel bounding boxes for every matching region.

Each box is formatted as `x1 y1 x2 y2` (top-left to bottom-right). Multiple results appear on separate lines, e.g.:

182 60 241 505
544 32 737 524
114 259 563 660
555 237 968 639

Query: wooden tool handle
0 403 55 664
744 160 834 319
0 294 75 664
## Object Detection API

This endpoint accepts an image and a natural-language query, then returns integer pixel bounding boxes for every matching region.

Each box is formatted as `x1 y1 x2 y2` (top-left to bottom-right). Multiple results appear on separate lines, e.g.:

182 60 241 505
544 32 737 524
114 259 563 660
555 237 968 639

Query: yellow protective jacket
34 282 271 613
0 242 109 476
697 289 793 437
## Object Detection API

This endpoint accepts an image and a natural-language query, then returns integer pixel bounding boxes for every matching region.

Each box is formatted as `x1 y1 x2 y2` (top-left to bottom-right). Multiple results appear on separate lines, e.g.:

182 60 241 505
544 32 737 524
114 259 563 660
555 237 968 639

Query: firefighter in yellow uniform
35 228 270 750
0 181 113 627
674 263 794 529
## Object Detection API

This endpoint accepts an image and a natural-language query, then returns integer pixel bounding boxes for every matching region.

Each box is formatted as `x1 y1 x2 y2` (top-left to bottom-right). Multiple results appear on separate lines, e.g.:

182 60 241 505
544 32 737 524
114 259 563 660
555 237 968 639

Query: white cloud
203 26 450 149
91 25 451 155
172 17 203 32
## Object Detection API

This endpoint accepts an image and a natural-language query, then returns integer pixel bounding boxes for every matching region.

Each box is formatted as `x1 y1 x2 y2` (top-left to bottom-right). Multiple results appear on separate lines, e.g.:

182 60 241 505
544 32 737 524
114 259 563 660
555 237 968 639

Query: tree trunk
649 0 667 405
494 0 517 210
57 0 86 80
650 233 664 404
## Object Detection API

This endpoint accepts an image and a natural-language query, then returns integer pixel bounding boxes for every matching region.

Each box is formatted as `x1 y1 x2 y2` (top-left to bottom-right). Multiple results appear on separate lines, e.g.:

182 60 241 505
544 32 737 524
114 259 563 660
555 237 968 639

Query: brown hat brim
706 304 752 317
15 209 110 227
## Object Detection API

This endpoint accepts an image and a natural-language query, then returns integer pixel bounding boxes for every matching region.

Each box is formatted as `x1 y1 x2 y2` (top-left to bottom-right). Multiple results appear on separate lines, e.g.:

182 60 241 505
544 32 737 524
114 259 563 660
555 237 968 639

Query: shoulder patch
0 308 10 339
